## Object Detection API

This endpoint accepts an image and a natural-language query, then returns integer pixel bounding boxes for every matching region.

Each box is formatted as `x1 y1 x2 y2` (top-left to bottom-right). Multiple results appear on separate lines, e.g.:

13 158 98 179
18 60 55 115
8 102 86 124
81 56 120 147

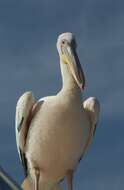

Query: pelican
15 32 100 190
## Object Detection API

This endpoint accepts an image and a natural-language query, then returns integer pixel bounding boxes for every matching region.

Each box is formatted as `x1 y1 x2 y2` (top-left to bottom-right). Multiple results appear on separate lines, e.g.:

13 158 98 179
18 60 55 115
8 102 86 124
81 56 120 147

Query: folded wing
82 97 100 156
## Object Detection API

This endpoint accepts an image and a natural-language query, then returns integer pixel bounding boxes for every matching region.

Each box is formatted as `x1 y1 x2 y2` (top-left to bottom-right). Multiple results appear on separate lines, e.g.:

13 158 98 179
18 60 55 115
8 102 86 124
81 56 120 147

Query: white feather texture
15 33 100 190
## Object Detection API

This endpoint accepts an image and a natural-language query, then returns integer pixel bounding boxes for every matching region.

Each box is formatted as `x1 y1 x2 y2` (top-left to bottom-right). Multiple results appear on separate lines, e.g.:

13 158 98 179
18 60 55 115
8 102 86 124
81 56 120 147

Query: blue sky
0 0 123 189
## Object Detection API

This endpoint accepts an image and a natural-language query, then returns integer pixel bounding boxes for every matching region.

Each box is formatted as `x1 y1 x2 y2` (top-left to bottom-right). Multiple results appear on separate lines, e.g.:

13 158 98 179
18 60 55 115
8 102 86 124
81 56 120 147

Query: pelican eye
62 40 65 44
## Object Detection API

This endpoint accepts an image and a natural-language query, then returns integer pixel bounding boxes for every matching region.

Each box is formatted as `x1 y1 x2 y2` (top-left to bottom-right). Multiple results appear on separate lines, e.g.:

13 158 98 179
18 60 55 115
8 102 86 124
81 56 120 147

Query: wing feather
15 92 44 176
79 97 100 160
15 92 36 175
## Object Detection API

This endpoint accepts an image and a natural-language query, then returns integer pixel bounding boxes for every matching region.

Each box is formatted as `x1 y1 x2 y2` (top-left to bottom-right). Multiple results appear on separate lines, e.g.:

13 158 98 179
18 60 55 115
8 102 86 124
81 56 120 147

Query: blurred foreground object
0 166 21 190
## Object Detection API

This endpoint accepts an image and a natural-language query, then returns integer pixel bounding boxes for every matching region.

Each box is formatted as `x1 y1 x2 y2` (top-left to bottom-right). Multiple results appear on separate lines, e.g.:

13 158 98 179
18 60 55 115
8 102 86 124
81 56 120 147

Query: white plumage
15 32 100 190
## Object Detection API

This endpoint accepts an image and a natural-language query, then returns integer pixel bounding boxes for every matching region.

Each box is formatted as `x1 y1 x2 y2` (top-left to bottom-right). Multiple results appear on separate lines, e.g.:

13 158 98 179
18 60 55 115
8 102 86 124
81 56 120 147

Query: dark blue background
0 0 123 189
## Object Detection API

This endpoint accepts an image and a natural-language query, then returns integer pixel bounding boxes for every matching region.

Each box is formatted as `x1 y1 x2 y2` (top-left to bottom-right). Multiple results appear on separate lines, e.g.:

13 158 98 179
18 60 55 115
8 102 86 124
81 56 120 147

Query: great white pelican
15 32 100 190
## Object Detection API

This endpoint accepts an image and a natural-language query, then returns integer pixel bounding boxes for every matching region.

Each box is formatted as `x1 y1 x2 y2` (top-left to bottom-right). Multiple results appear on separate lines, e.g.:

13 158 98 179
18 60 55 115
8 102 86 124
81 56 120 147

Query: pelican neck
59 60 82 100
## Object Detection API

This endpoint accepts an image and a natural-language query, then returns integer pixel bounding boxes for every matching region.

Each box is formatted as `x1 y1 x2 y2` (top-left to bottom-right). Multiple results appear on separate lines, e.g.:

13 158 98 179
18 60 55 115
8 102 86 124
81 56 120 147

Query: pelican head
57 32 85 90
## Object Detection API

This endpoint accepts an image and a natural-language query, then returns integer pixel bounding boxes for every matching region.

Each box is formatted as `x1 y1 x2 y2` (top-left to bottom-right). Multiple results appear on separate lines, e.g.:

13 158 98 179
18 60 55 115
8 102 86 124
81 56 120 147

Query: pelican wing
15 92 44 175
15 92 35 175
81 97 100 157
